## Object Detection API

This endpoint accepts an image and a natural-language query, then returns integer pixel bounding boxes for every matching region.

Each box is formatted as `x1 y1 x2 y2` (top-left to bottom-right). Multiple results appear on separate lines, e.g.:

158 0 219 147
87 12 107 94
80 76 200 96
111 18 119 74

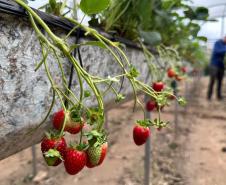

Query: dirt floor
0 76 226 185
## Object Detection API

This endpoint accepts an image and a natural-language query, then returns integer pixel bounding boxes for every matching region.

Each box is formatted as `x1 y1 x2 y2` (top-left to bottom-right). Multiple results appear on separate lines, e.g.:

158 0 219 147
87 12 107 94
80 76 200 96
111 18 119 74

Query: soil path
1 77 226 185
183 77 226 185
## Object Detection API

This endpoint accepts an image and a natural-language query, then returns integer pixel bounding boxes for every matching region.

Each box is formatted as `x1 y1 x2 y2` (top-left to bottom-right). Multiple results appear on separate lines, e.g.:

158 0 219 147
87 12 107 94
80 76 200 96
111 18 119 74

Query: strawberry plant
15 0 187 175
99 0 209 65
38 0 68 16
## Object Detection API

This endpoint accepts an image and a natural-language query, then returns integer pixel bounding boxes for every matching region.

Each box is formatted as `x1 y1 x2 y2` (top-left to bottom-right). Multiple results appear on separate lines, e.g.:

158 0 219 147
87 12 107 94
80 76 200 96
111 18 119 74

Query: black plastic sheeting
0 0 156 53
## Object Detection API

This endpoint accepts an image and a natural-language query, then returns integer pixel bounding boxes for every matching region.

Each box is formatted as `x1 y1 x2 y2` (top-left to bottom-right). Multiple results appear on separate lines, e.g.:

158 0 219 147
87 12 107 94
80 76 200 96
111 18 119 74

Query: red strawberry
41 135 67 166
152 82 164 92
167 68 175 78
52 109 65 130
146 100 156 111
86 143 108 168
133 124 150 146
64 148 87 175
52 109 84 134
181 66 187 73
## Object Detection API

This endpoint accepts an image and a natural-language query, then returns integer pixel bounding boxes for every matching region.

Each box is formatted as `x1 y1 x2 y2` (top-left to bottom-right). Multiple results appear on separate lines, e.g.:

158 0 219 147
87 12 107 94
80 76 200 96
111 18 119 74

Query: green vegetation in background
28 0 210 67
96 0 209 66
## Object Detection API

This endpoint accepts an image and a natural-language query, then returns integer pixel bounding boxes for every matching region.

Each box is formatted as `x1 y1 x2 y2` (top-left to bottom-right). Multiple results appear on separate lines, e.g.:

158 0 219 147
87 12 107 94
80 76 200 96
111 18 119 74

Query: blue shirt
211 39 226 69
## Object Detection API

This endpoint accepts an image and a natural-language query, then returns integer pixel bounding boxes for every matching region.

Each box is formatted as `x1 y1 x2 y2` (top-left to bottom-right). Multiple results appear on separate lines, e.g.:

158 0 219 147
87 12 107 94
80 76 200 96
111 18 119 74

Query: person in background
207 36 226 100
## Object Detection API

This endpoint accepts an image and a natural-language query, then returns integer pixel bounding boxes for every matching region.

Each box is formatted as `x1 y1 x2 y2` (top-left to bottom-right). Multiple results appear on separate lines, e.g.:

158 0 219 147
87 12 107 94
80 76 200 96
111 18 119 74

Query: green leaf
84 130 106 146
184 6 209 20
129 65 139 78
86 107 104 125
184 7 196 19
44 149 61 159
197 36 207 42
139 31 162 46
136 119 151 127
115 94 125 103
178 97 187 106
77 143 89 151
80 0 110 15
136 0 152 30
90 130 102 137
70 108 82 122
81 41 107 49
84 90 91 98
195 7 209 20
49 0 57 10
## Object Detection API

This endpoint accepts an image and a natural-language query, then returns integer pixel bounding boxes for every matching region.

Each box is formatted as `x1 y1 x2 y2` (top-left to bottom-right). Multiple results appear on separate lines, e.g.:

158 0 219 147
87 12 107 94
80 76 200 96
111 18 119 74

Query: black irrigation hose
64 28 84 108
115 50 125 94
111 35 125 94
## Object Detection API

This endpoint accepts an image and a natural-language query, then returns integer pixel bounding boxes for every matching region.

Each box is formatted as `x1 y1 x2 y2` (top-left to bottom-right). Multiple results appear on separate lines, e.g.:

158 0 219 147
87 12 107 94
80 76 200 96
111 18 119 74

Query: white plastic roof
192 0 226 18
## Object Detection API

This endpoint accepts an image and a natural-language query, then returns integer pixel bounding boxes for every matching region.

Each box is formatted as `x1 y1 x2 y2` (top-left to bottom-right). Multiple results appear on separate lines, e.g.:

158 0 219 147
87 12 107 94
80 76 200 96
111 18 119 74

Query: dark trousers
207 66 224 100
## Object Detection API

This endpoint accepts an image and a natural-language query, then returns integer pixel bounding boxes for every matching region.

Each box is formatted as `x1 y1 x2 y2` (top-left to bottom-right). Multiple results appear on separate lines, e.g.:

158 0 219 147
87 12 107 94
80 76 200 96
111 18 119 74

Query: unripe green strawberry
86 142 108 168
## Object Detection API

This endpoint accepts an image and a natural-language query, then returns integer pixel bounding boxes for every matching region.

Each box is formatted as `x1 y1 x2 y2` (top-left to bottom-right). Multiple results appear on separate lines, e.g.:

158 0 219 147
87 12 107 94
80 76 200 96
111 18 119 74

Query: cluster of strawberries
132 66 187 146
132 82 165 146
41 110 107 175
167 66 187 81
41 66 188 173
146 82 166 112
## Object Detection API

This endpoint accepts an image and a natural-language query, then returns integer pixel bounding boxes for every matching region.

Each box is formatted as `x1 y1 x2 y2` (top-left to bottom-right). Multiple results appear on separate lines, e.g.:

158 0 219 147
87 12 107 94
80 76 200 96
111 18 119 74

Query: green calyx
178 97 187 106
115 94 125 103
84 130 107 148
44 149 62 160
84 90 91 98
70 109 82 123
152 118 169 129
128 65 139 78
136 119 152 127
86 108 104 126
136 118 169 129
68 142 88 151
45 130 62 139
